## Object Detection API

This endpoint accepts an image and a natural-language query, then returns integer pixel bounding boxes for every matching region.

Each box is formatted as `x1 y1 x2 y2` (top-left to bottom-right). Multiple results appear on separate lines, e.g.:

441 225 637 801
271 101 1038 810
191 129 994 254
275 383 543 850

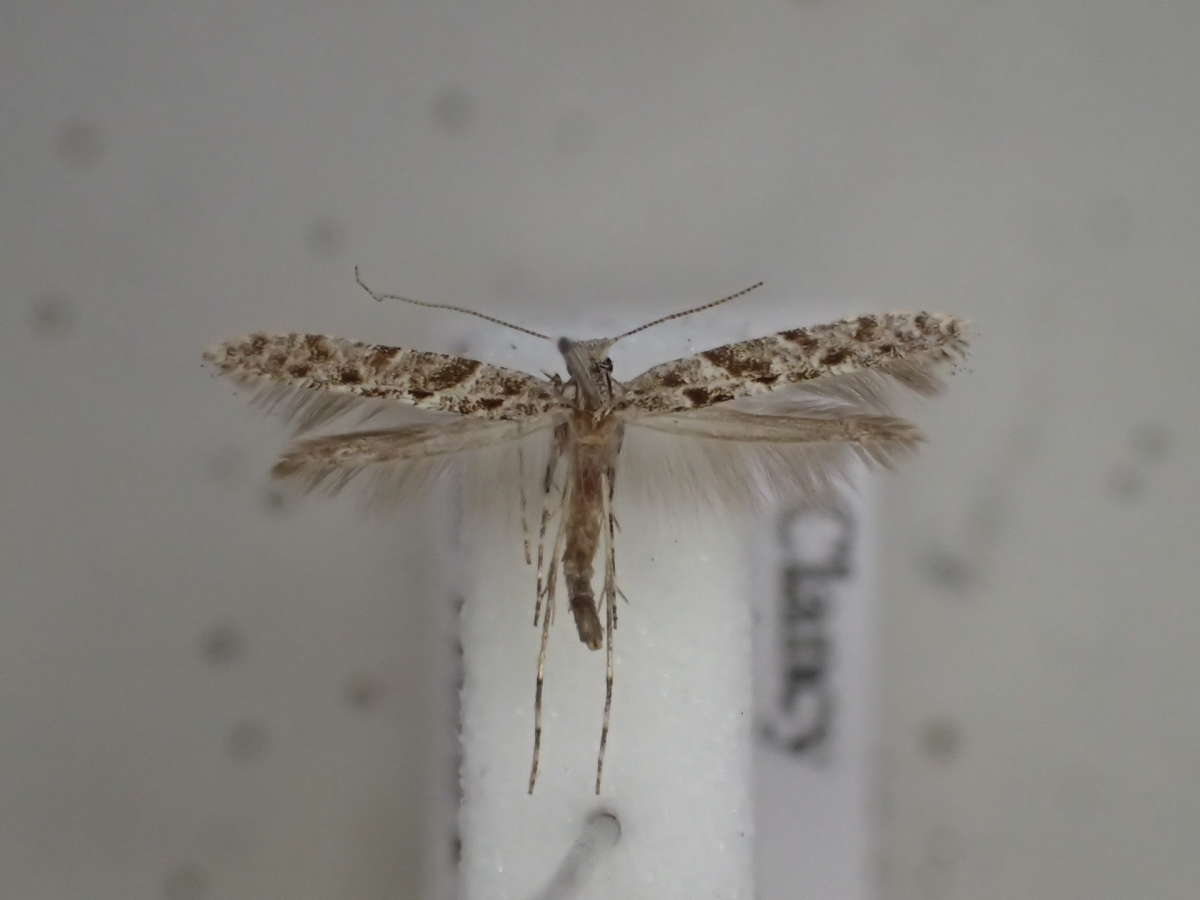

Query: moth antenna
355 266 553 341
613 281 765 341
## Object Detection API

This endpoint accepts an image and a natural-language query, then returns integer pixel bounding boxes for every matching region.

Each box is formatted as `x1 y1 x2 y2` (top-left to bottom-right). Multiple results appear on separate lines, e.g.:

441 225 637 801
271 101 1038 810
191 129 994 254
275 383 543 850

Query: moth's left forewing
613 311 967 509
617 311 966 417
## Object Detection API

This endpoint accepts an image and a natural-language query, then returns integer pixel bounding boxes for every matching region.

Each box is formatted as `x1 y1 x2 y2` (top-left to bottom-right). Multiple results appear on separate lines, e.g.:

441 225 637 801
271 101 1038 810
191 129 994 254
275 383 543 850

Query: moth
203 270 967 794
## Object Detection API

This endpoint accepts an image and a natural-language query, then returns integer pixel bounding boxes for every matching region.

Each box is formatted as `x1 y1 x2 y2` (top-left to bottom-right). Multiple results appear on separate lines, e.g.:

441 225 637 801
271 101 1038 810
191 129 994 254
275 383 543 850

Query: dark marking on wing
367 347 397 371
854 315 879 342
424 358 482 391
781 328 817 350
304 335 332 361
702 345 774 380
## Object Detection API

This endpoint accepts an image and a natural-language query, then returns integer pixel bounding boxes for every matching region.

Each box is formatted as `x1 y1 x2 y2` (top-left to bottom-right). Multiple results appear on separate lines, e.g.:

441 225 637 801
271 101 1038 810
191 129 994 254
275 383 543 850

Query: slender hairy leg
595 465 618 794
517 443 532 565
529 471 570 794
534 424 568 625
606 454 621 632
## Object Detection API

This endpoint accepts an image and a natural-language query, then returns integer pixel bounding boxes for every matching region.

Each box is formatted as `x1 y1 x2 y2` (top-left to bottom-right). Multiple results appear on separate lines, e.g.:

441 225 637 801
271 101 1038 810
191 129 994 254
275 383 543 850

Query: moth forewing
202 332 565 424
609 310 966 514
204 276 968 796
616 311 965 417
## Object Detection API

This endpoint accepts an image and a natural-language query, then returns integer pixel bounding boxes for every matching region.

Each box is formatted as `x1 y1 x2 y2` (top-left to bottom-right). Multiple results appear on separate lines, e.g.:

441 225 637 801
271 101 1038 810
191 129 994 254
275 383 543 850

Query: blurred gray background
3 2 1198 898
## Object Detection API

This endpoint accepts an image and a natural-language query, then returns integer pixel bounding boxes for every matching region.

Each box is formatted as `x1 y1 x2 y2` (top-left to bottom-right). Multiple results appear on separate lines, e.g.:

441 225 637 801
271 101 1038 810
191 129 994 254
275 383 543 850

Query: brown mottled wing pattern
616 312 966 416
203 332 564 422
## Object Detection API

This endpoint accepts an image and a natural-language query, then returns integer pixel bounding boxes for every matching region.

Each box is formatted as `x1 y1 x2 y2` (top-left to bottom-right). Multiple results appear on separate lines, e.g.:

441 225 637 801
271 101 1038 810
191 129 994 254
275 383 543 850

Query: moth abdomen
566 576 604 650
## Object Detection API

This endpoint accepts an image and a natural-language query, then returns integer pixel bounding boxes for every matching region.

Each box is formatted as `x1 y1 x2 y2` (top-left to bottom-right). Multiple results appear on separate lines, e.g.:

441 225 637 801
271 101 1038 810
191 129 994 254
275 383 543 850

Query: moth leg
529 576 554 795
529 470 570 794
595 466 618 794
534 501 555 626
517 442 532 566
607 513 620 632
534 423 568 626
606 456 622 630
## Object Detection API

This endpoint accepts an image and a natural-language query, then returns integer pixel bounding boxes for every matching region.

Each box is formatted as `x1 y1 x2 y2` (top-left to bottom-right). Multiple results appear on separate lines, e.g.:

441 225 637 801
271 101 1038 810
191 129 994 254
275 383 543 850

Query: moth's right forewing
203 333 566 430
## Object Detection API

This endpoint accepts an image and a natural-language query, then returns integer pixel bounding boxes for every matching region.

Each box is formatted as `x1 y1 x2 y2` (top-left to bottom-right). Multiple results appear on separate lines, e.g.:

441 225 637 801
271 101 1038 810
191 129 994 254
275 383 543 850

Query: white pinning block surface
455 323 756 900
457 487 755 899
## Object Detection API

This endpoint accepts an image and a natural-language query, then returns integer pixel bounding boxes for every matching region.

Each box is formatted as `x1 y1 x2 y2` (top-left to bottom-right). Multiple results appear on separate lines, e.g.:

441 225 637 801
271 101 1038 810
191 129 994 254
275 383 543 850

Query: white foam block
457 490 754 898
456 324 756 899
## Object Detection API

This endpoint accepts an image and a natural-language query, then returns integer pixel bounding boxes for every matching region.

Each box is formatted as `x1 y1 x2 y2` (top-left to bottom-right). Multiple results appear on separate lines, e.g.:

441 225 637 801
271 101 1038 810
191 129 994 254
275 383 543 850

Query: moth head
557 336 614 363
557 337 616 408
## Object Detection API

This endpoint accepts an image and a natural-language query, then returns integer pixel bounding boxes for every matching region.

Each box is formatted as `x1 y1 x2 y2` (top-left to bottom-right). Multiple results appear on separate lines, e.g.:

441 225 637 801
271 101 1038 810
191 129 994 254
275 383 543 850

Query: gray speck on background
163 863 209 900
199 622 244 666
1106 461 1146 504
919 548 976 594
55 118 105 168
227 720 270 763
305 216 348 258
344 672 386 711
920 717 965 763
1130 423 1170 463
261 486 293 515
29 292 77 337
429 85 477 136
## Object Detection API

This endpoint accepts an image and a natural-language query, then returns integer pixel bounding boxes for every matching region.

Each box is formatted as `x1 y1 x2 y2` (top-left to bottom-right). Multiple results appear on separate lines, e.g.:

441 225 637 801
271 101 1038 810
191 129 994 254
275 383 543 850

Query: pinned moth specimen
203 271 968 793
